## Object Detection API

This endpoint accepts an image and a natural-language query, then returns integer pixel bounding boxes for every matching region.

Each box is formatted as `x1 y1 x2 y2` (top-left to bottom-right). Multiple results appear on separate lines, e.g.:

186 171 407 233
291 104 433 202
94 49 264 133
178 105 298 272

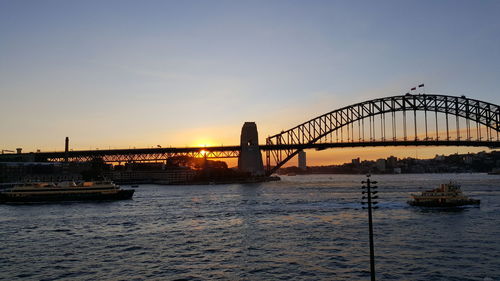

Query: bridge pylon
238 122 265 176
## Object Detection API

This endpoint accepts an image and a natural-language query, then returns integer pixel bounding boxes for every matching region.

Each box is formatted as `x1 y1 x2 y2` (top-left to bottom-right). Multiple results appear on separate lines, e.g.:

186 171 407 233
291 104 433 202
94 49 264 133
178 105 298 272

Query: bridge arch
266 94 500 174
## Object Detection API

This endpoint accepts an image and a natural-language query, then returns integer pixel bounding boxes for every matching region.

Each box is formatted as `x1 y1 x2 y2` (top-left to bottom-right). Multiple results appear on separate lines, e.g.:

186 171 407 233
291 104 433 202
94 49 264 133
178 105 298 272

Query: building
375 159 386 172
352 157 361 166
463 154 474 164
298 151 307 170
105 167 196 184
0 162 85 183
386 156 397 168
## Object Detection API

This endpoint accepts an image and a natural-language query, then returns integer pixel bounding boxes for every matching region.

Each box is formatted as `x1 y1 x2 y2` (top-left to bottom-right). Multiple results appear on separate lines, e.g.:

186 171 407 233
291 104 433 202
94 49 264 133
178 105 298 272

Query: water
1 174 499 280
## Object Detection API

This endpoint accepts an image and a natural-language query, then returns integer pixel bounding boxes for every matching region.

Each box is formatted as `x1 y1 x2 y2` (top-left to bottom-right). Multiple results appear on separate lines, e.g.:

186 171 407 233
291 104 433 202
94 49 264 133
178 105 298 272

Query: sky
1 0 499 165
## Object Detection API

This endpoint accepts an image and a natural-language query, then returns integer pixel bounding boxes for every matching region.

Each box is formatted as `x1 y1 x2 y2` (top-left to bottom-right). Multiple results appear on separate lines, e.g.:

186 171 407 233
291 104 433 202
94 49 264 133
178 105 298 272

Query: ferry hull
0 189 134 204
407 199 480 207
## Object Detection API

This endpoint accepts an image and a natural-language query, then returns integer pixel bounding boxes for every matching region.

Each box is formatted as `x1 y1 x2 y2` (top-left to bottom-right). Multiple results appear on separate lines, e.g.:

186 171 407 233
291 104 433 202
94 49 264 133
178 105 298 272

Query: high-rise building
298 151 307 170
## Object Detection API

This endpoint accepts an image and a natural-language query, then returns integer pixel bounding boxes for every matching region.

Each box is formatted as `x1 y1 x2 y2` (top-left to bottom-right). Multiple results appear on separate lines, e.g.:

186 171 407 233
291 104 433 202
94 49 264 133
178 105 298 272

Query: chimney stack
65 137 69 162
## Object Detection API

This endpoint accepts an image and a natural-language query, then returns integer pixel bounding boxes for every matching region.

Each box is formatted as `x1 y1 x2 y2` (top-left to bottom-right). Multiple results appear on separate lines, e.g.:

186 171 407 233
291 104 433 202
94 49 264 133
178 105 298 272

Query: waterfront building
105 168 196 184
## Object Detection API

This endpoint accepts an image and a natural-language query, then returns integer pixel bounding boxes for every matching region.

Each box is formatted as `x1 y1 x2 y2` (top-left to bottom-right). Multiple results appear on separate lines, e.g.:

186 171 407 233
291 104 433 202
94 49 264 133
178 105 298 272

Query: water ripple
0 174 498 280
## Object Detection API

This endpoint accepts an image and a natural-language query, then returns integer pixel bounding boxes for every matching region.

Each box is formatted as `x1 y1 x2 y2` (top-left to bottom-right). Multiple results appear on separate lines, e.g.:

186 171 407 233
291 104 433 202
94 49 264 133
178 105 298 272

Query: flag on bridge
418 84 425 87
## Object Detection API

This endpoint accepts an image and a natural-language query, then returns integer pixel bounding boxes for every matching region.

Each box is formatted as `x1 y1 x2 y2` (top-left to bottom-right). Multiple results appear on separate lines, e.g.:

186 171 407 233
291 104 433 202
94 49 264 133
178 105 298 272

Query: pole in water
362 174 378 281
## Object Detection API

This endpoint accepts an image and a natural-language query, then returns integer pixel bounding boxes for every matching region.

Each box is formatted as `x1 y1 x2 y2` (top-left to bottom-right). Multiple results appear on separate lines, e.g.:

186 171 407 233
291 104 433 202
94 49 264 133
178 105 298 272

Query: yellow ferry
408 182 480 207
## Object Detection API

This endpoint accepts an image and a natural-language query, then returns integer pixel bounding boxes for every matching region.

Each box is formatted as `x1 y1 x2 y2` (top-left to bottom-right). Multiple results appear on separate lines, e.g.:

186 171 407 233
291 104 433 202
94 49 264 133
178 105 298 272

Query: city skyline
1 0 499 165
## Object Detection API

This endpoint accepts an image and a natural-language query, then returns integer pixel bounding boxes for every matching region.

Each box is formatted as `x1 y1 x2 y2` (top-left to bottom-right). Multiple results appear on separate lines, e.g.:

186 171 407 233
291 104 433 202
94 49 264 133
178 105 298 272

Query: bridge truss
265 94 500 174
5 139 496 164
28 146 241 163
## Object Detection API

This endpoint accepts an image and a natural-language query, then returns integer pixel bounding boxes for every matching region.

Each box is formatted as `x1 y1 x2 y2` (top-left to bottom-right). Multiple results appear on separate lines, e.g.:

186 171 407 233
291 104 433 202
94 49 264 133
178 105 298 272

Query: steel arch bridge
265 94 499 174
1 93 498 172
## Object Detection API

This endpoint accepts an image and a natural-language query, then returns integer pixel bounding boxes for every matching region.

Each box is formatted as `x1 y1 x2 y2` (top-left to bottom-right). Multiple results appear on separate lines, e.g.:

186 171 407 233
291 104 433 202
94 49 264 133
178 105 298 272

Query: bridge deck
0 140 497 163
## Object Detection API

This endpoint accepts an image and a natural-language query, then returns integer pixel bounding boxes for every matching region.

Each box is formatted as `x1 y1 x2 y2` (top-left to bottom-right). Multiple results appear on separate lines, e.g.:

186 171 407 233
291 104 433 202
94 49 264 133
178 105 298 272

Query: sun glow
191 138 213 148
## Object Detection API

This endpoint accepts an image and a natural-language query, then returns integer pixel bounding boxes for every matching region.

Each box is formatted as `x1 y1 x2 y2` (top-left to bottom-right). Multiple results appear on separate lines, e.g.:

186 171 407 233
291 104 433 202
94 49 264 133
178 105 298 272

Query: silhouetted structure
362 175 379 281
238 122 265 176
266 93 499 174
298 151 306 170
65 137 69 162
278 150 500 175
1 93 498 174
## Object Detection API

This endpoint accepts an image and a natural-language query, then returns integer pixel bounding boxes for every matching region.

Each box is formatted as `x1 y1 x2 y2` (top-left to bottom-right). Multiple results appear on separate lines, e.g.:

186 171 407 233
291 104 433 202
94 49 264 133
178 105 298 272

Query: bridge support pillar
238 122 265 176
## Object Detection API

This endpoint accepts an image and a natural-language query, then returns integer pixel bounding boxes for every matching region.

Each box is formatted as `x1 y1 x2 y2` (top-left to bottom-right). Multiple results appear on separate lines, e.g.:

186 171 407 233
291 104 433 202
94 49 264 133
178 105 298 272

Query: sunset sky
1 0 499 166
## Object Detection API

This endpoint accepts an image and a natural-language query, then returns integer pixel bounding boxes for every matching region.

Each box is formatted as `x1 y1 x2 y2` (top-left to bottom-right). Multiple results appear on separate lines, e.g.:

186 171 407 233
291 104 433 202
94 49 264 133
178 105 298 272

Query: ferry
408 182 480 207
0 181 134 204
488 168 500 175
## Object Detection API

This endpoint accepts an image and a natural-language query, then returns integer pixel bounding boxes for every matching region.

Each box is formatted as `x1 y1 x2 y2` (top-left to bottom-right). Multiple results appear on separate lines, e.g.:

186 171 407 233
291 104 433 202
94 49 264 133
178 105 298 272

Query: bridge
1 92 499 176
265 93 499 174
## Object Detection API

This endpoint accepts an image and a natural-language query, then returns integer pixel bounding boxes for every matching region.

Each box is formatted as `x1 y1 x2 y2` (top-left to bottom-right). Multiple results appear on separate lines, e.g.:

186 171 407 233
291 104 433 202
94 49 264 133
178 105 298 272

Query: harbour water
1 174 499 280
